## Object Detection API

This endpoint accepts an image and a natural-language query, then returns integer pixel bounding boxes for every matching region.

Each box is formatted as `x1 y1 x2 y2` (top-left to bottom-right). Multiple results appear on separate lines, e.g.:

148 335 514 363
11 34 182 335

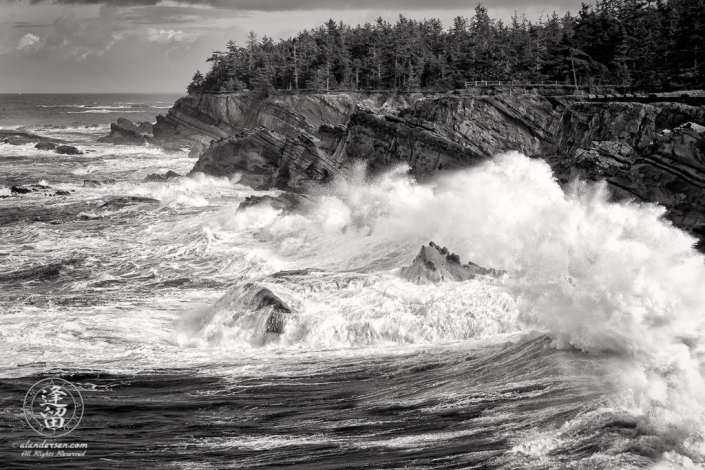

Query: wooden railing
465 80 566 87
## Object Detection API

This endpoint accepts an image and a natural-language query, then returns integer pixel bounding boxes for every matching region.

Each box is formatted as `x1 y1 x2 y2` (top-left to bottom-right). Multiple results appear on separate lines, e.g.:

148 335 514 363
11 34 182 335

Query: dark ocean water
0 94 704 469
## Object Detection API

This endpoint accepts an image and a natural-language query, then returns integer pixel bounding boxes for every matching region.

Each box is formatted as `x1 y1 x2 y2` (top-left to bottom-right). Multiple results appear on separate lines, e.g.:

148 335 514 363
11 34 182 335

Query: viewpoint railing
465 80 585 87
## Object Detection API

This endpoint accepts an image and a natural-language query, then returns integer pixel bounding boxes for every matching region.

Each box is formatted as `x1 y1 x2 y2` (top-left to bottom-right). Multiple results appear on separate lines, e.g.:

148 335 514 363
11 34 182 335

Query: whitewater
1 95 703 469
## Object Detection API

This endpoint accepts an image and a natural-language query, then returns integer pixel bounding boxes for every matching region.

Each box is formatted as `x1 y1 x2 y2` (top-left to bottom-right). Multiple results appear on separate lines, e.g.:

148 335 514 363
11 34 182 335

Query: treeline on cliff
187 0 704 94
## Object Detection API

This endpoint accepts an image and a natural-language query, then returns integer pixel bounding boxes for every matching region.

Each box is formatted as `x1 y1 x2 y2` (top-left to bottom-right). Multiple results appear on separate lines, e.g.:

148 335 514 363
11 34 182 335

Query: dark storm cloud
25 0 572 11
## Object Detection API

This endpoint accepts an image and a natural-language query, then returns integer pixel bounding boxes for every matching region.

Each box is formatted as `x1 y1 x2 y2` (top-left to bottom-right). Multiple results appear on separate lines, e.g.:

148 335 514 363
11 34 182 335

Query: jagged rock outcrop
152 92 369 158
401 241 505 284
142 170 182 183
552 102 705 248
98 118 154 145
243 285 292 335
236 192 307 213
190 126 348 191
185 93 572 188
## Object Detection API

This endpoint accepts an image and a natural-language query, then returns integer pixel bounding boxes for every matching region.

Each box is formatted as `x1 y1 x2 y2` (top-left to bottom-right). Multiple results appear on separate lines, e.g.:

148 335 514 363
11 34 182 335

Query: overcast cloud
0 0 584 92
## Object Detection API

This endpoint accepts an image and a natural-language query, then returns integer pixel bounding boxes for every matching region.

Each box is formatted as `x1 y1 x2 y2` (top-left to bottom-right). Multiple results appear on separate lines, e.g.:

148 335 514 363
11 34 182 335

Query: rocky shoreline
101 90 705 249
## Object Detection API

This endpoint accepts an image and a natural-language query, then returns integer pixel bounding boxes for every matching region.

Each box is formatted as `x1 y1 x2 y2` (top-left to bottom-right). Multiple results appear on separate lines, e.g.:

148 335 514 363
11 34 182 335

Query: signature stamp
23 378 84 438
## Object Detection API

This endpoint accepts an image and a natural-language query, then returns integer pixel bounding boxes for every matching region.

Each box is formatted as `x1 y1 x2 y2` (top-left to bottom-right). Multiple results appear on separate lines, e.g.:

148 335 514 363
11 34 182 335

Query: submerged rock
35 142 57 151
142 170 182 183
401 241 505 284
0 130 63 147
96 196 160 212
55 145 83 155
11 184 52 195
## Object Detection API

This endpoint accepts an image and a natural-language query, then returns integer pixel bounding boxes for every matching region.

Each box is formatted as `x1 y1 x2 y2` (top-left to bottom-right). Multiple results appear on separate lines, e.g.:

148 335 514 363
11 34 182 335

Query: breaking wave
181 152 705 463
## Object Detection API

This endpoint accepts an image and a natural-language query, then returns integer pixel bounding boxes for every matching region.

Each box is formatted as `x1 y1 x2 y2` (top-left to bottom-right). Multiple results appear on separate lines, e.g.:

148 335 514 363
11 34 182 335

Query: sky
0 0 584 93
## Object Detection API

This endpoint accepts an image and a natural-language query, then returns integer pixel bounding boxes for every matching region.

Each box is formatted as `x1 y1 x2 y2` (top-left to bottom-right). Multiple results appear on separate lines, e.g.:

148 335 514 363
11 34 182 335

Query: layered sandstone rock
185 93 573 188
150 91 705 248
190 126 348 191
401 95 568 158
550 102 705 181
151 92 367 157
552 102 705 247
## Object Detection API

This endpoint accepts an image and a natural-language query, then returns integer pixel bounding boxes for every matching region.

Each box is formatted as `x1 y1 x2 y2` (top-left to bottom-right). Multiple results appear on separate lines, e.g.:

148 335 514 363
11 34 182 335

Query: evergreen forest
187 0 705 94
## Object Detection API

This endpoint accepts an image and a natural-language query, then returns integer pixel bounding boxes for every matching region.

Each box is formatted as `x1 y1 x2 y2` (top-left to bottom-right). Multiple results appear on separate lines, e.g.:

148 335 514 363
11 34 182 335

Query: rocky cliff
176 92 573 184
143 91 705 248
189 126 349 191
552 102 705 248
152 92 394 157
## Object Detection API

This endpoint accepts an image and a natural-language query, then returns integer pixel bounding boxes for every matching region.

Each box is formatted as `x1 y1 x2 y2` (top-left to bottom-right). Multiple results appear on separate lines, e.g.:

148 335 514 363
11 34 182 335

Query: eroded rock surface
552 102 705 247
35 142 57 151
201 282 293 344
236 192 307 213
142 170 182 183
190 126 347 191
154 91 705 249
98 118 154 145
401 241 505 284
55 145 83 155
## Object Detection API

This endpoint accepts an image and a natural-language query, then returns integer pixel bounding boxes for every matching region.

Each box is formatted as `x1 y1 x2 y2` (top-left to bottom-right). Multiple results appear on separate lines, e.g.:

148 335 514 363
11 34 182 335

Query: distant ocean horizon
0 93 183 131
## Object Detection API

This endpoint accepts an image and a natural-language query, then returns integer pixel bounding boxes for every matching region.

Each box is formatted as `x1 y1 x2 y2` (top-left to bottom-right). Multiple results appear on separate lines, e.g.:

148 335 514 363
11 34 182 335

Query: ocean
0 93 703 469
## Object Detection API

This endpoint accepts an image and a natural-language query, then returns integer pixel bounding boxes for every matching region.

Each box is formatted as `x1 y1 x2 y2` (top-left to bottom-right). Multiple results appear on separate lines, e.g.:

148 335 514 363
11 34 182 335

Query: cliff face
403 95 568 157
184 93 572 187
189 126 348 192
152 92 399 156
551 102 705 247
551 102 705 179
344 95 571 178
152 91 705 248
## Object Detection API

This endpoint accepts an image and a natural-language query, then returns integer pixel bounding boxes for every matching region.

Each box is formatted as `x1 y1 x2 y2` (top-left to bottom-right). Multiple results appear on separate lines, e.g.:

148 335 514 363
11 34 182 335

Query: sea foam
187 152 705 461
